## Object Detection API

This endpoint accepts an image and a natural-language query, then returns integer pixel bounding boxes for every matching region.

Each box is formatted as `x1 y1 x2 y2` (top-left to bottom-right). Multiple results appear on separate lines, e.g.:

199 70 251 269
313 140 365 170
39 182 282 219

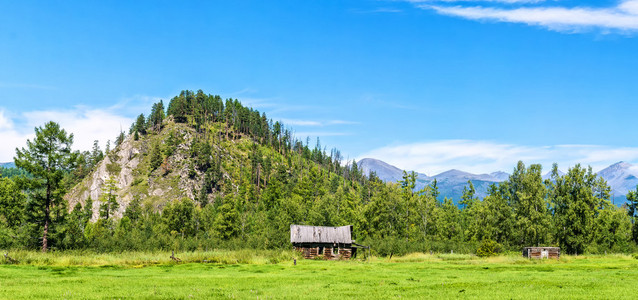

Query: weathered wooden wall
294 245 353 260
523 247 560 259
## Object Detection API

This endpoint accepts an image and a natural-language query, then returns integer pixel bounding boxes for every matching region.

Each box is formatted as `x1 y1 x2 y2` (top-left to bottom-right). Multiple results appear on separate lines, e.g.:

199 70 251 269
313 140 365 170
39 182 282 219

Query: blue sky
2 0 638 174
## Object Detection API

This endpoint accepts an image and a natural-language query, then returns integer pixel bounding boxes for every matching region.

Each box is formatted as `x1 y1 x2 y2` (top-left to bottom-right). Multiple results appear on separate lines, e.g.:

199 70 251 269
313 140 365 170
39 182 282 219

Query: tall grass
4 248 637 267
0 249 301 266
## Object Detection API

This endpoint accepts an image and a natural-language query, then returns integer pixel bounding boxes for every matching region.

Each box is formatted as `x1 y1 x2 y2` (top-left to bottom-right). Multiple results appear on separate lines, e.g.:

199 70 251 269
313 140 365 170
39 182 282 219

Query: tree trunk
43 185 51 252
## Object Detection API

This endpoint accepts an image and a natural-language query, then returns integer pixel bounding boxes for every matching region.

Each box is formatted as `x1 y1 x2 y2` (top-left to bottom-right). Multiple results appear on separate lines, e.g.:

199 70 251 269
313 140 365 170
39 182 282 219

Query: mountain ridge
358 157 637 205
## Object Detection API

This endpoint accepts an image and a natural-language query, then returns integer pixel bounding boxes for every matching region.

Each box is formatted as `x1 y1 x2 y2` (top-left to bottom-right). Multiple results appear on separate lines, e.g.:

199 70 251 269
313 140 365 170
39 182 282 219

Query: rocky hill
65 120 202 220
64 90 351 225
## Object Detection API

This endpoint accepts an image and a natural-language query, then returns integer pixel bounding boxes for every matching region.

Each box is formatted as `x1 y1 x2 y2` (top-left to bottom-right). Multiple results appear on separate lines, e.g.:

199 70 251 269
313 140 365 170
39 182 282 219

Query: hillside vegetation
1 90 638 255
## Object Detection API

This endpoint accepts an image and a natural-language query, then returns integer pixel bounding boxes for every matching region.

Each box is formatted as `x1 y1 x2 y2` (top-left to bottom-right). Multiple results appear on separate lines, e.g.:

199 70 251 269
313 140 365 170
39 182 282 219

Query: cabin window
318 247 324 255
334 247 339 255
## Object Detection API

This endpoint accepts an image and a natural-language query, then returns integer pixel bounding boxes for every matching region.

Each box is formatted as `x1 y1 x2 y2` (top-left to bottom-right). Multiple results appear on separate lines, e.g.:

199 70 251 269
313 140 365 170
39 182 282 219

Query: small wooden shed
523 247 560 259
290 225 361 260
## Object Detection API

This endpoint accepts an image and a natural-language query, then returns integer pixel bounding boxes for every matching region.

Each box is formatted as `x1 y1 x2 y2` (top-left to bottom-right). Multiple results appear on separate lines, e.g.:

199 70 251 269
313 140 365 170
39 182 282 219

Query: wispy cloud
280 119 359 127
410 0 638 33
0 110 30 163
0 107 134 162
357 140 638 175
408 0 546 3
219 88 282 110
279 118 358 141
294 131 353 138
110 94 166 116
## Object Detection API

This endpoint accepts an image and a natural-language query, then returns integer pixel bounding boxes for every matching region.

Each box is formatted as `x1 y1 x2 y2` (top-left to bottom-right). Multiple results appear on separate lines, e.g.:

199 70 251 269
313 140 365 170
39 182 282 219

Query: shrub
476 239 501 257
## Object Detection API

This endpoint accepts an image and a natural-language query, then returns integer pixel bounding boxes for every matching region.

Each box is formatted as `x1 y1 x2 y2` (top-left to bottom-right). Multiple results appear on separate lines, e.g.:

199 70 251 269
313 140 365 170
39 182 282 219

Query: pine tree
149 143 163 172
14 121 75 252
90 140 103 167
115 130 125 147
99 176 119 220
627 187 638 242
135 114 146 135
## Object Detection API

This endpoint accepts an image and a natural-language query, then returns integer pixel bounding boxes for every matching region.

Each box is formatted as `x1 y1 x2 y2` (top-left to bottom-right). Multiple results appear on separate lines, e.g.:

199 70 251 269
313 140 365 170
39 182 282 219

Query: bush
476 239 501 257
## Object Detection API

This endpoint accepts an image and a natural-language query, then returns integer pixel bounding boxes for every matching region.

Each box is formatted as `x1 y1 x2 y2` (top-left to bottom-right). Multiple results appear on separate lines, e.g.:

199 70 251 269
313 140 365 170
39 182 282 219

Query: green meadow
2 251 638 299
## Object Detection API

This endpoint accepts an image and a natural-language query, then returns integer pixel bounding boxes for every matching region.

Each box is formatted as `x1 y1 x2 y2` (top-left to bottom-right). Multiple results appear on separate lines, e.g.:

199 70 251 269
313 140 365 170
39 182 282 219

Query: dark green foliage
90 140 104 166
0 177 26 249
135 114 147 136
548 164 600 254
14 121 75 252
0 177 26 228
509 162 550 247
627 187 638 242
163 130 182 157
469 184 514 244
61 202 88 249
0 166 31 178
147 100 165 132
124 196 142 223
476 239 501 257
99 176 119 220
163 198 196 238
115 130 125 147
2 91 635 255
149 143 163 172
191 139 212 171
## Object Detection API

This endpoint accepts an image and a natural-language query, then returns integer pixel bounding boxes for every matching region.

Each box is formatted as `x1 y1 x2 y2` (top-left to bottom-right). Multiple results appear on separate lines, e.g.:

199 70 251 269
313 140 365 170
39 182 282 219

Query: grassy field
2 251 638 299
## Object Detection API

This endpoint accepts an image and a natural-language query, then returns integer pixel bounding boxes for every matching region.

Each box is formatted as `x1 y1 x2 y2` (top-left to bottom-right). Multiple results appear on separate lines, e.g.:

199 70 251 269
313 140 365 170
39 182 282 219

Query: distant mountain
359 158 638 207
0 162 15 168
597 162 638 205
542 169 565 180
490 171 510 182
358 158 419 183
357 158 507 204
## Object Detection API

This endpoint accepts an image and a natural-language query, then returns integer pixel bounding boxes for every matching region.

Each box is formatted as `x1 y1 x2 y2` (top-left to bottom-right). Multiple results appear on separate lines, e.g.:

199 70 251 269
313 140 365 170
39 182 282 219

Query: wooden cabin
290 225 360 260
523 247 560 259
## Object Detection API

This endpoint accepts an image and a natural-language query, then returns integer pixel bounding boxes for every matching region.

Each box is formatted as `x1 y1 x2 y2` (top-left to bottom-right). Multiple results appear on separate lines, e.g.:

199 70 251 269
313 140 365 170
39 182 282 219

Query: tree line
0 90 637 256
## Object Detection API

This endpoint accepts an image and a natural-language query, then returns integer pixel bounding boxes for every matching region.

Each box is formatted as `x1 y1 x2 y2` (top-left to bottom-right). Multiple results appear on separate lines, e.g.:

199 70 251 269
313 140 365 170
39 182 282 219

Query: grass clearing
2 251 638 299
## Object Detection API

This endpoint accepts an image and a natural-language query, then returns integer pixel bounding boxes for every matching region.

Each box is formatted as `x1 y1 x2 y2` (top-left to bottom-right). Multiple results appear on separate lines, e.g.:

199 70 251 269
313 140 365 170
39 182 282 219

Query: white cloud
413 0 638 33
0 110 32 163
0 110 14 130
294 131 352 139
280 119 323 127
0 107 134 162
279 119 359 127
357 140 638 175
23 109 134 154
409 0 545 3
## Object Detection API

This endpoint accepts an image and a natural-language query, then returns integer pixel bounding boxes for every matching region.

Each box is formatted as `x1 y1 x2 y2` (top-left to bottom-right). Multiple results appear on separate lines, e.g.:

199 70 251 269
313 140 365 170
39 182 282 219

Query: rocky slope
65 121 203 220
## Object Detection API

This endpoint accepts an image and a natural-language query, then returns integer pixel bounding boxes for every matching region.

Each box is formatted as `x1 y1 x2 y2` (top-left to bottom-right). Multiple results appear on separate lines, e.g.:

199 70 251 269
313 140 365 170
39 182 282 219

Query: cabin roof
523 247 560 250
290 225 352 244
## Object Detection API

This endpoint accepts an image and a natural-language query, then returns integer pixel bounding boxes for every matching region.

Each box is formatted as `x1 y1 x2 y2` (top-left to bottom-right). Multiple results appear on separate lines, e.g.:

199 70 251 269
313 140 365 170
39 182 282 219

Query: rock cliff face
65 122 200 221
65 134 140 220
